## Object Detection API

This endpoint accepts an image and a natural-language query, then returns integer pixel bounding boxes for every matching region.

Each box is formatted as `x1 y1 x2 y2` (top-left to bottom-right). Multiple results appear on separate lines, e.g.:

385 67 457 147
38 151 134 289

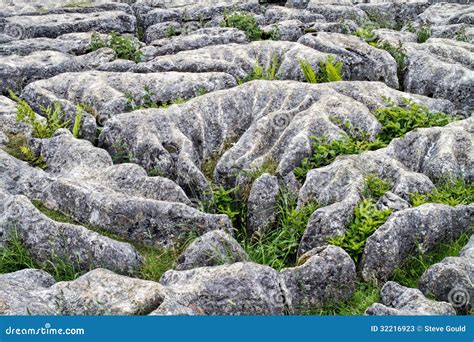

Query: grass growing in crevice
240 192 318 271
294 98 458 182
307 282 380 315
29 200 196 282
0 230 81 282
391 231 473 289
409 178 474 207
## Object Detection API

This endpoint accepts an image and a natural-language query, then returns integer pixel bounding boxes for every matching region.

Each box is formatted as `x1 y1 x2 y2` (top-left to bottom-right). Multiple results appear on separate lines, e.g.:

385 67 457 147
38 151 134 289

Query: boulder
365 281 456 316
361 204 474 282
175 230 249 270
247 173 280 236
158 262 289 315
419 235 474 312
280 245 356 313
0 192 143 276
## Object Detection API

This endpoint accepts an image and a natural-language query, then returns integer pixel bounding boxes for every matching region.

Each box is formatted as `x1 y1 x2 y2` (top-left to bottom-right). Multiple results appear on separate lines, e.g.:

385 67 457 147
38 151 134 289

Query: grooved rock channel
0 0 473 316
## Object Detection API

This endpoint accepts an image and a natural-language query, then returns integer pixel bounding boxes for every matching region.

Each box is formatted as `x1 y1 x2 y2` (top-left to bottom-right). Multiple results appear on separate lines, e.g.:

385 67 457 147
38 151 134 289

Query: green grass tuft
220 11 263 41
90 32 143 63
410 179 474 207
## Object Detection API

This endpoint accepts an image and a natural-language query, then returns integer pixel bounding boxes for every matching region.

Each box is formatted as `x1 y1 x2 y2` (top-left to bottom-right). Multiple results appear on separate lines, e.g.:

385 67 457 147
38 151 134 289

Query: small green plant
299 56 343 84
363 175 391 200
241 191 318 271
405 21 416 33
269 24 280 41
110 141 133 164
455 26 469 42
90 32 143 63
14 96 69 139
409 179 474 207
329 199 392 263
416 24 431 43
294 136 385 181
201 185 243 227
126 85 188 110
72 105 83 138
240 54 281 83
19 145 46 169
220 11 263 41
374 98 456 144
165 25 179 38
375 42 407 88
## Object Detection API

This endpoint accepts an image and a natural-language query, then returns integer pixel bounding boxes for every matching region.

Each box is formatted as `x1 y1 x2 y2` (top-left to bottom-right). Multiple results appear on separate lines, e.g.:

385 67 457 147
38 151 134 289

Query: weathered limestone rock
376 191 411 212
404 38 474 111
0 51 83 93
0 268 170 316
414 2 473 27
247 173 280 236
298 118 472 255
146 27 248 59
365 281 456 316
132 41 334 81
361 204 473 282
0 192 143 276
264 6 324 24
0 269 56 315
22 70 236 132
0 95 33 146
419 235 474 312
263 20 306 42
158 262 289 315
374 28 417 46
306 3 368 24
175 230 249 271
298 32 399 88
4 11 136 39
280 245 356 313
357 2 429 30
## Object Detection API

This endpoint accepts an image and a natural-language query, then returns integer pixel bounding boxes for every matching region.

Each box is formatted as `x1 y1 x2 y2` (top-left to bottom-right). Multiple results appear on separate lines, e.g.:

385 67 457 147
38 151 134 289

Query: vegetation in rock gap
90 32 143 63
392 231 473 289
294 99 458 182
72 105 84 139
0 230 81 282
29 200 195 282
409 178 474 207
220 11 263 41
241 192 318 271
375 42 407 88
239 54 281 83
416 24 432 44
309 282 380 315
299 56 343 84
3 134 47 169
456 27 469 42
125 85 187 110
328 176 393 263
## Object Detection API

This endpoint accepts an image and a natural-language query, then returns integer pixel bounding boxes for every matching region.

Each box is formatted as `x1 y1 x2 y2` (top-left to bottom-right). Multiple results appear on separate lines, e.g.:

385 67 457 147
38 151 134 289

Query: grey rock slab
414 2 473 27
309 20 358 34
306 4 368 24
361 204 473 282
419 235 474 311
4 10 136 39
365 281 456 316
175 230 249 271
22 70 237 128
280 245 356 313
0 192 143 276
404 38 474 112
146 27 248 59
376 191 411 212
0 51 83 93
132 41 334 82
159 262 289 315
0 95 33 146
298 32 399 88
247 173 280 236
264 6 325 24
357 2 429 30
0 269 56 315
373 28 417 46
